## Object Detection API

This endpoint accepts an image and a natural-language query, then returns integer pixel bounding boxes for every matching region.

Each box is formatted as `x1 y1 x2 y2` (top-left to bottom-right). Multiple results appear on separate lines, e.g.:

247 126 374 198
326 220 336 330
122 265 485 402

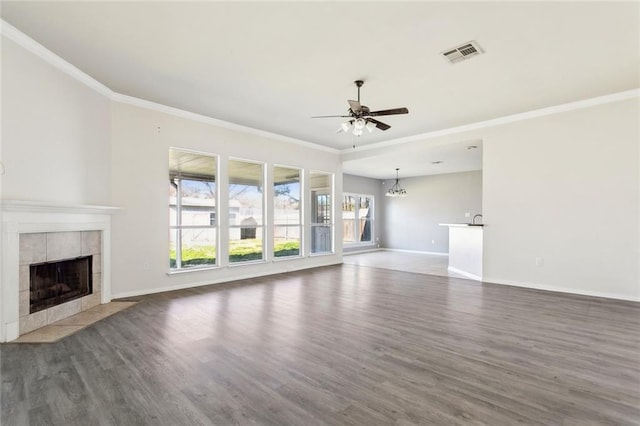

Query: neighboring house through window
169 148 217 270
169 149 334 269
274 166 302 258
228 158 265 263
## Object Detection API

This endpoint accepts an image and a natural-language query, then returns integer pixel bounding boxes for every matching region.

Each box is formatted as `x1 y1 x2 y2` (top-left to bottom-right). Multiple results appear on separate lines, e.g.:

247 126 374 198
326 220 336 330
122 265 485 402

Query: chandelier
386 168 407 197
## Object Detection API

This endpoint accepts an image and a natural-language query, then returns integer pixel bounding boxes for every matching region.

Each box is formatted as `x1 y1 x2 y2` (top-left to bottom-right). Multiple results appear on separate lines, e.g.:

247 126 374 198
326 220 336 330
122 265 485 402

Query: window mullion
176 179 182 269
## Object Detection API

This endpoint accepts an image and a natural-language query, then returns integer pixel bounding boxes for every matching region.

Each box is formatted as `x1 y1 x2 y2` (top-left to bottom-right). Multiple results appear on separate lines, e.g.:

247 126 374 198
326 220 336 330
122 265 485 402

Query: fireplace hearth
30 256 93 314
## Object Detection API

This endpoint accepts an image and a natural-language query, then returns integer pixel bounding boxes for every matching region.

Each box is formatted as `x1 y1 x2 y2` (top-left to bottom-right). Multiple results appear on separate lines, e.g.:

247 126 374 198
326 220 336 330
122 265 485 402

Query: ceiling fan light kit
365 121 376 132
313 80 409 138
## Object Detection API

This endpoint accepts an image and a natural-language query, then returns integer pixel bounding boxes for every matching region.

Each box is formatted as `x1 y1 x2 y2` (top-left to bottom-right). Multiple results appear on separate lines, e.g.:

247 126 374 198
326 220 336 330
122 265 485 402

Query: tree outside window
228 159 265 263
169 149 217 270
274 166 302 258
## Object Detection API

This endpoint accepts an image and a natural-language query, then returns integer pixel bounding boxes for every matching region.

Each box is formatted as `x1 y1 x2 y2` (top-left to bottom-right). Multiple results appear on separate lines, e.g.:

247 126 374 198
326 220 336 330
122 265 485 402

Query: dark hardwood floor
2 264 640 425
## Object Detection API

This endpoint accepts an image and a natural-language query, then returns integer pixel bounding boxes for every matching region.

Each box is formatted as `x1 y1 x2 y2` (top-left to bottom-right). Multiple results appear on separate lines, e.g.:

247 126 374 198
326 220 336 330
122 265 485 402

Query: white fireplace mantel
1 200 120 342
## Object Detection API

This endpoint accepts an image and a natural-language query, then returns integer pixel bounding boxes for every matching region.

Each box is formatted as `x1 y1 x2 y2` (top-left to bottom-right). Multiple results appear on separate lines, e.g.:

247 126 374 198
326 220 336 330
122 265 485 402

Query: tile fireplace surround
1 200 119 342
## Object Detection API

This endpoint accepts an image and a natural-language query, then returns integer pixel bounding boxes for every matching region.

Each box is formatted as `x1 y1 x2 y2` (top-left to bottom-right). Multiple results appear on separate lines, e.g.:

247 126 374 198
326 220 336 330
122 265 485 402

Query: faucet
472 214 483 225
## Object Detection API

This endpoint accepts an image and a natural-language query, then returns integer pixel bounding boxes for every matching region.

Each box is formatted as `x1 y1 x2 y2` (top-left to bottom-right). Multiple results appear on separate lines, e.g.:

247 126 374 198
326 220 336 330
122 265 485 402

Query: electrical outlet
143 262 150 271
535 257 544 267
465 212 471 218
432 239 436 244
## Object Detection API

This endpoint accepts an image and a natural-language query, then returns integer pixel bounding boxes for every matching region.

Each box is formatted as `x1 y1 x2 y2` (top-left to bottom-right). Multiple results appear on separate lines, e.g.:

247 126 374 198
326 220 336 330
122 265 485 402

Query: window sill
228 259 266 267
272 255 303 262
167 265 219 275
309 252 334 257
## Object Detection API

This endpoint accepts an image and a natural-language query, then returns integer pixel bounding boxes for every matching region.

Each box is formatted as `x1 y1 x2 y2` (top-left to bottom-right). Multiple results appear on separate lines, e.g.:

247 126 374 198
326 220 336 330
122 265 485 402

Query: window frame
309 170 334 255
228 157 266 265
169 148 219 272
342 192 374 246
273 164 303 260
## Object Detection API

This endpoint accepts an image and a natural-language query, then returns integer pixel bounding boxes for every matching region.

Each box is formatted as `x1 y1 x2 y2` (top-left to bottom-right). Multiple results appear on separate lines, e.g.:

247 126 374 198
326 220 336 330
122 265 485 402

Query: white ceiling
2 2 638 180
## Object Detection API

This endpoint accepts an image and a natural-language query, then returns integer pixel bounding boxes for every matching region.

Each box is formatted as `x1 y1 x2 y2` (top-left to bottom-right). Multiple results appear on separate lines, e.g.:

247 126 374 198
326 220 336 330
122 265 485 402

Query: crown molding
1 19 339 155
1 20 114 97
341 88 640 154
3 19 636 158
111 93 340 154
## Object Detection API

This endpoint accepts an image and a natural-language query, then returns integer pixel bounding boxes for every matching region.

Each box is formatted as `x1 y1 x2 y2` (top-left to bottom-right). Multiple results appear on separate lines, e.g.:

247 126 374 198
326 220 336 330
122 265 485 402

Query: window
343 194 373 244
169 149 217 270
274 166 302 258
229 159 264 263
310 171 333 254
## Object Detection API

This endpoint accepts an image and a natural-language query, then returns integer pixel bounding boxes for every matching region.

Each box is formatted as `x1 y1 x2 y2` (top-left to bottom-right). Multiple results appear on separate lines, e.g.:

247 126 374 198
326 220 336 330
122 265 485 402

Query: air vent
441 41 483 64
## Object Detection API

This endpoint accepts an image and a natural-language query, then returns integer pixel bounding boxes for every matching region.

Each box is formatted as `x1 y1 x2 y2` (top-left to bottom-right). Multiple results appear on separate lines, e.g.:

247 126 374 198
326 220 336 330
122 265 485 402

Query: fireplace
30 256 93 314
1 200 118 342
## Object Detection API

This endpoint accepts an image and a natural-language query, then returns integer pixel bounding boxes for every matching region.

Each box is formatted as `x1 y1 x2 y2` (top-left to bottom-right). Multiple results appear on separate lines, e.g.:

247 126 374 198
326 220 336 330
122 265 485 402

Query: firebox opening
29 256 93 314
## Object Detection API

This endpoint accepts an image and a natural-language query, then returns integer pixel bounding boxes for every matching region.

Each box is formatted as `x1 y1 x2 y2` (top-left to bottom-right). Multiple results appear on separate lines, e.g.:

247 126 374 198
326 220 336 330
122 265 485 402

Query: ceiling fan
312 80 409 136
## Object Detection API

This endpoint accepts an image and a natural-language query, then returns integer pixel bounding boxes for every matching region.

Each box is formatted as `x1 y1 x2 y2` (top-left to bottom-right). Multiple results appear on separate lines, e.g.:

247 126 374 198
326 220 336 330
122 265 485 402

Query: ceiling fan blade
348 100 362 114
311 115 352 118
367 107 409 117
367 118 391 131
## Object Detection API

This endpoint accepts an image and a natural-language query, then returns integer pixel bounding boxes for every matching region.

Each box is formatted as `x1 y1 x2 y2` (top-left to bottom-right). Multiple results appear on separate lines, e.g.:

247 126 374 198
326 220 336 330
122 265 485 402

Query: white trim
1 20 113 97
448 266 482 281
5 322 19 342
4 19 637 157
308 251 335 257
1 200 120 215
1 19 337 155
112 93 340 154
272 255 304 262
343 248 381 255
483 276 640 303
341 88 640 153
383 248 449 256
228 259 267 267
167 266 219 275
1 206 114 342
112 261 340 299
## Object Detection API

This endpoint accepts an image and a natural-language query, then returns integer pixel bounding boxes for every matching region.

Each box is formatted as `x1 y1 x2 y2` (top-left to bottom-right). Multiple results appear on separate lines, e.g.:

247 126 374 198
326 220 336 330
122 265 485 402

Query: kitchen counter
439 223 483 280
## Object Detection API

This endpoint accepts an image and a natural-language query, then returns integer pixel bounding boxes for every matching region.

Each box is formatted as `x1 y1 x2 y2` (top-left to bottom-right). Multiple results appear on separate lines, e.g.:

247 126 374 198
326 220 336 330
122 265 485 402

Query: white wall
1 36 112 341
1 38 111 205
383 171 483 254
483 98 639 300
110 102 342 298
2 29 638 302
1 35 343 300
342 173 384 252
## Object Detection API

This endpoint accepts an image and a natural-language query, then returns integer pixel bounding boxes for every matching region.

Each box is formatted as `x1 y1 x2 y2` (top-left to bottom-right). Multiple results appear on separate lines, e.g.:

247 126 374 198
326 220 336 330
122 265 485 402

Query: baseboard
483 276 640 303
447 266 482 281
111 262 342 299
383 248 448 256
343 248 382 255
